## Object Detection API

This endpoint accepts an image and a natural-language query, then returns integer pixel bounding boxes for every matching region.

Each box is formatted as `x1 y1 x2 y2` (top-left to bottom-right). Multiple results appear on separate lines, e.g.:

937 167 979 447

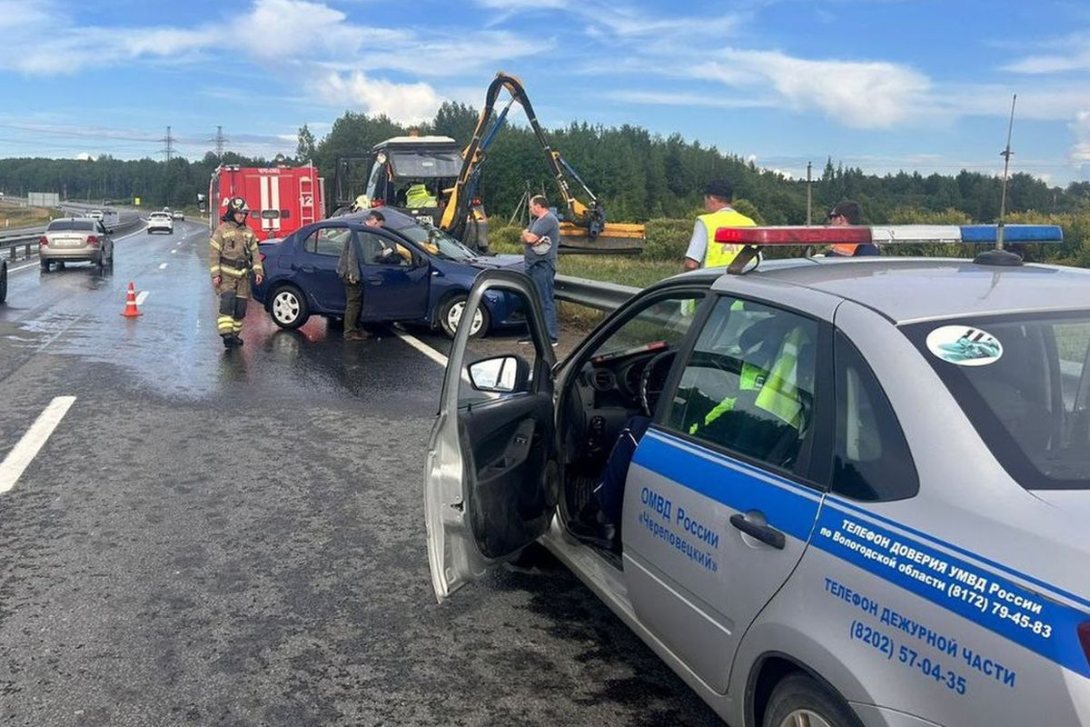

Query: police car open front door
622 294 832 694
425 270 558 602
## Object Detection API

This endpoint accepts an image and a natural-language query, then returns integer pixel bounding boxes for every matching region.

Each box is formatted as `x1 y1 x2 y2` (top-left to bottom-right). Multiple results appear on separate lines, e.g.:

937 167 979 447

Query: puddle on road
5 293 432 404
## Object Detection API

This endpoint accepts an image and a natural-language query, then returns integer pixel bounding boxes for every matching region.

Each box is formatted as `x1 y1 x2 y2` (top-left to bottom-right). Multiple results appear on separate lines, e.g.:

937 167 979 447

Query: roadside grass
557 255 681 288
0 202 52 229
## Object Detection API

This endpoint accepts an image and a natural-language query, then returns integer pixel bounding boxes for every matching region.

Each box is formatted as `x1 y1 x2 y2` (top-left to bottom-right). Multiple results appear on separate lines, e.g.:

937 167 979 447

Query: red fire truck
208 164 325 240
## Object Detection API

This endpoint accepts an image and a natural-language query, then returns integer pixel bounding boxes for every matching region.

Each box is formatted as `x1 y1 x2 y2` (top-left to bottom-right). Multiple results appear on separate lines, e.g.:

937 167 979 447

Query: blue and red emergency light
714 224 1064 246
713 224 1064 273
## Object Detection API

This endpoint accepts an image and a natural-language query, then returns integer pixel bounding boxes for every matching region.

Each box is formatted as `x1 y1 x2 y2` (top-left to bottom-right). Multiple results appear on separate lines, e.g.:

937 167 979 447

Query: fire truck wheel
269 284 309 330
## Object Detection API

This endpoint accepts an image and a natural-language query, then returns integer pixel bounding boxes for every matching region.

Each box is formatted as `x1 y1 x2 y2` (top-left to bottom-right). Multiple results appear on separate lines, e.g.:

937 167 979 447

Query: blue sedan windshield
393 222 476 261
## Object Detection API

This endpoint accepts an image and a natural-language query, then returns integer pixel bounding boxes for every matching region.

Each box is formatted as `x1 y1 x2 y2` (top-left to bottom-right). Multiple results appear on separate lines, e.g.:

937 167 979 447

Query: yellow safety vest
406 184 436 208
699 207 756 268
755 327 806 428
689 324 807 436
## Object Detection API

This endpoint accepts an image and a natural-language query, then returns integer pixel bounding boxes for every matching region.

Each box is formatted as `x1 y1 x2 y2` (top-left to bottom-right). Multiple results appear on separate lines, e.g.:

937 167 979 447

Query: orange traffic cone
121 282 142 318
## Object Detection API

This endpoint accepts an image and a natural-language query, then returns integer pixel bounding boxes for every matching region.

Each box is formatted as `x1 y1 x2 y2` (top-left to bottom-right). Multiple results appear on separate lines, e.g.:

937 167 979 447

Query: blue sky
1 0 1088 185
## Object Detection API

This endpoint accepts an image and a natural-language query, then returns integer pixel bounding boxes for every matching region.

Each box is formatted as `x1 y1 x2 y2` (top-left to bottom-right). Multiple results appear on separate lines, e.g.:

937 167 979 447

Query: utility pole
997 94 1017 251
806 161 813 226
212 126 227 160
161 126 175 163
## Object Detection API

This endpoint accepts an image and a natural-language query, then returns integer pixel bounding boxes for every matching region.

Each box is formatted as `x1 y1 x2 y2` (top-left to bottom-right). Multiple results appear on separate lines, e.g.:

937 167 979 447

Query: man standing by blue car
520 194 560 347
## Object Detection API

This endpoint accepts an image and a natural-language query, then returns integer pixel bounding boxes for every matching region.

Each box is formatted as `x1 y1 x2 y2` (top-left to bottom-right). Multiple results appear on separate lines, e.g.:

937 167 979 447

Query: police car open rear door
425 270 558 602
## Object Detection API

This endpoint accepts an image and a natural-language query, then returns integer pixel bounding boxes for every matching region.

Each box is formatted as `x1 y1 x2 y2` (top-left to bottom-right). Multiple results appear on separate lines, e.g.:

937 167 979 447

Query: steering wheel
639 350 677 417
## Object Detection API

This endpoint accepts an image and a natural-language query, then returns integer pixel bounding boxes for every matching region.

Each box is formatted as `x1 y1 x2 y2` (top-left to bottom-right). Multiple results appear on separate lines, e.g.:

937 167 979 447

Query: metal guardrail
554 274 639 312
0 216 145 261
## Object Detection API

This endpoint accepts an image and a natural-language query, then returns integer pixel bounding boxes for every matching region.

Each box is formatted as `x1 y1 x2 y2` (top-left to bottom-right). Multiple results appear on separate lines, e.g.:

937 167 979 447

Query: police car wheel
764 674 862 727
270 285 309 330
439 295 489 339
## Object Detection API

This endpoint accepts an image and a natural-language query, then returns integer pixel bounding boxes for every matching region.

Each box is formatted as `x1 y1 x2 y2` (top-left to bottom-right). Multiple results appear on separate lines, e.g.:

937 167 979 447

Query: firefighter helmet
223 196 249 222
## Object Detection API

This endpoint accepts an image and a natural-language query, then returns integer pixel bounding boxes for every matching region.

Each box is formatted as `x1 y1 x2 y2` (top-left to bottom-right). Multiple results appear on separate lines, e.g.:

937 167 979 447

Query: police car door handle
729 514 786 550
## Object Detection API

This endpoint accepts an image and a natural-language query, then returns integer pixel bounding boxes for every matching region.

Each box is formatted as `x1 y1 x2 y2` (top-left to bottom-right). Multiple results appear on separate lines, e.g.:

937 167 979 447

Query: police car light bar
714 224 1064 246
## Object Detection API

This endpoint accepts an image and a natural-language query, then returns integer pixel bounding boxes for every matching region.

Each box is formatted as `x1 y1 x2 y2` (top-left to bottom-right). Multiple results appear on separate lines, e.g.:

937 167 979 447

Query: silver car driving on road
40 217 114 272
426 225 1090 727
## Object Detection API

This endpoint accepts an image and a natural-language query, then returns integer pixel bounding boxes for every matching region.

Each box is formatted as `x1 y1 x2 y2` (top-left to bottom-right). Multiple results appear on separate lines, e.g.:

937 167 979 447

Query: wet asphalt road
0 221 720 726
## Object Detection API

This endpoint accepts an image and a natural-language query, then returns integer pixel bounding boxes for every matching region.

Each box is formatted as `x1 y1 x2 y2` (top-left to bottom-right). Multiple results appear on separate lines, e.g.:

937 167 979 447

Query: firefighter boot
222 334 237 349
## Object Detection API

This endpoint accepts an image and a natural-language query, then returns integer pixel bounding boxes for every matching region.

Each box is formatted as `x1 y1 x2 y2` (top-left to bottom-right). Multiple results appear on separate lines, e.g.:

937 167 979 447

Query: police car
425 224 1090 727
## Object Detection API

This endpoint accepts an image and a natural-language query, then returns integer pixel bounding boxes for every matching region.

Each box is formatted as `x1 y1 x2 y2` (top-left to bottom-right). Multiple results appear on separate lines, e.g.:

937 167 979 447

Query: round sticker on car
926 326 1003 366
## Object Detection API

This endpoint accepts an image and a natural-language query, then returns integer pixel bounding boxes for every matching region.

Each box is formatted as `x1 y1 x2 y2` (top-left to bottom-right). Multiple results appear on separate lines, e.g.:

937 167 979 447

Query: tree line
1 101 1087 236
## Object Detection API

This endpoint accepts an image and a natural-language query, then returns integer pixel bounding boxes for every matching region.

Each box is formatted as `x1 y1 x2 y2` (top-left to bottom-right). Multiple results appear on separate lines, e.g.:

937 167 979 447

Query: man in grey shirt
521 194 560 345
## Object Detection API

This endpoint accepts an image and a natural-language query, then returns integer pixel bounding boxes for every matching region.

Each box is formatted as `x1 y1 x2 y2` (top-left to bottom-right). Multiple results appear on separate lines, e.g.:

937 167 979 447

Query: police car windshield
904 312 1090 490
392 221 475 260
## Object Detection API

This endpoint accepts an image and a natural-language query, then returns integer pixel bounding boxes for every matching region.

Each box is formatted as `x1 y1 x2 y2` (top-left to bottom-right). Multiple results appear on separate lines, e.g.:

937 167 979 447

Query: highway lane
0 222 718 726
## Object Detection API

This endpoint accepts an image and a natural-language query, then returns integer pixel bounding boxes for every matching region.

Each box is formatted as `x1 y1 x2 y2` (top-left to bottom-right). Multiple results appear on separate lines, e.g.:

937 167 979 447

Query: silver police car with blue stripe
425 225 1090 726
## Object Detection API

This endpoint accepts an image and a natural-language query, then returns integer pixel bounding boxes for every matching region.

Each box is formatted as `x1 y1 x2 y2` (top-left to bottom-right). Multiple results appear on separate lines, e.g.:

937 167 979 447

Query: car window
392 222 475 260
47 220 94 231
832 332 919 501
903 312 1090 490
305 227 351 256
358 231 412 266
388 149 462 178
667 297 818 475
594 294 704 359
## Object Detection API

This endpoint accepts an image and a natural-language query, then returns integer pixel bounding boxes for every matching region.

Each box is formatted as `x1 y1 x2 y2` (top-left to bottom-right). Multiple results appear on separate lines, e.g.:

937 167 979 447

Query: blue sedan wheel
439 294 489 339
270 285 310 330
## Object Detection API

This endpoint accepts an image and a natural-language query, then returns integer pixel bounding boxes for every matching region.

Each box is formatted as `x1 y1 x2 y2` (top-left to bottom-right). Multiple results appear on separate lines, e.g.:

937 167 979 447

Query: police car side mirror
468 355 530 394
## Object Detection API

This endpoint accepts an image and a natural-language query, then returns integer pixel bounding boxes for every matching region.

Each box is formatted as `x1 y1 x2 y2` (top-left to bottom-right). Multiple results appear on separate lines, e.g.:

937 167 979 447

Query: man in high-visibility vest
827 200 880 257
683 179 756 271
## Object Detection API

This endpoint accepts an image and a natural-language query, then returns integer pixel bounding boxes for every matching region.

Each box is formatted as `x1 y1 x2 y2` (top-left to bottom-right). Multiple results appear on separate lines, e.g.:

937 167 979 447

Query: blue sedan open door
424 270 558 601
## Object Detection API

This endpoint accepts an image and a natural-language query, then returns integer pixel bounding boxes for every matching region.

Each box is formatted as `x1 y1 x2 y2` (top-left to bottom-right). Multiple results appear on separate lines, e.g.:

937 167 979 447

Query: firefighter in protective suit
210 197 264 348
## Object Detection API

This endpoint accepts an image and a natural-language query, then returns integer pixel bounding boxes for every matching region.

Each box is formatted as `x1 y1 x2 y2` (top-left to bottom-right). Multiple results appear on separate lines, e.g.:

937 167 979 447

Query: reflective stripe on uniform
216 315 234 333
755 327 804 427
209 265 222 275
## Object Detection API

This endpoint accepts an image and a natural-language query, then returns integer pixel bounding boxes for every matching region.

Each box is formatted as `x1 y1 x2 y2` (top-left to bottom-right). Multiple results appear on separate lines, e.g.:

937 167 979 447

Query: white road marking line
171 249 177 254
395 329 448 366
9 261 40 274
135 290 149 306
158 263 168 270
0 396 76 494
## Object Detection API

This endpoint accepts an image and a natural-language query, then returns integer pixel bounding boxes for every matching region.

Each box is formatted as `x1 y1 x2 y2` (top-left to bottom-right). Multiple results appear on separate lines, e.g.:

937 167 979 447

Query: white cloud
1001 32 1090 74
693 51 932 129
312 71 444 123
0 0 55 29
232 0 355 59
1071 111 1090 164
475 0 568 7
604 89 775 110
123 28 212 58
